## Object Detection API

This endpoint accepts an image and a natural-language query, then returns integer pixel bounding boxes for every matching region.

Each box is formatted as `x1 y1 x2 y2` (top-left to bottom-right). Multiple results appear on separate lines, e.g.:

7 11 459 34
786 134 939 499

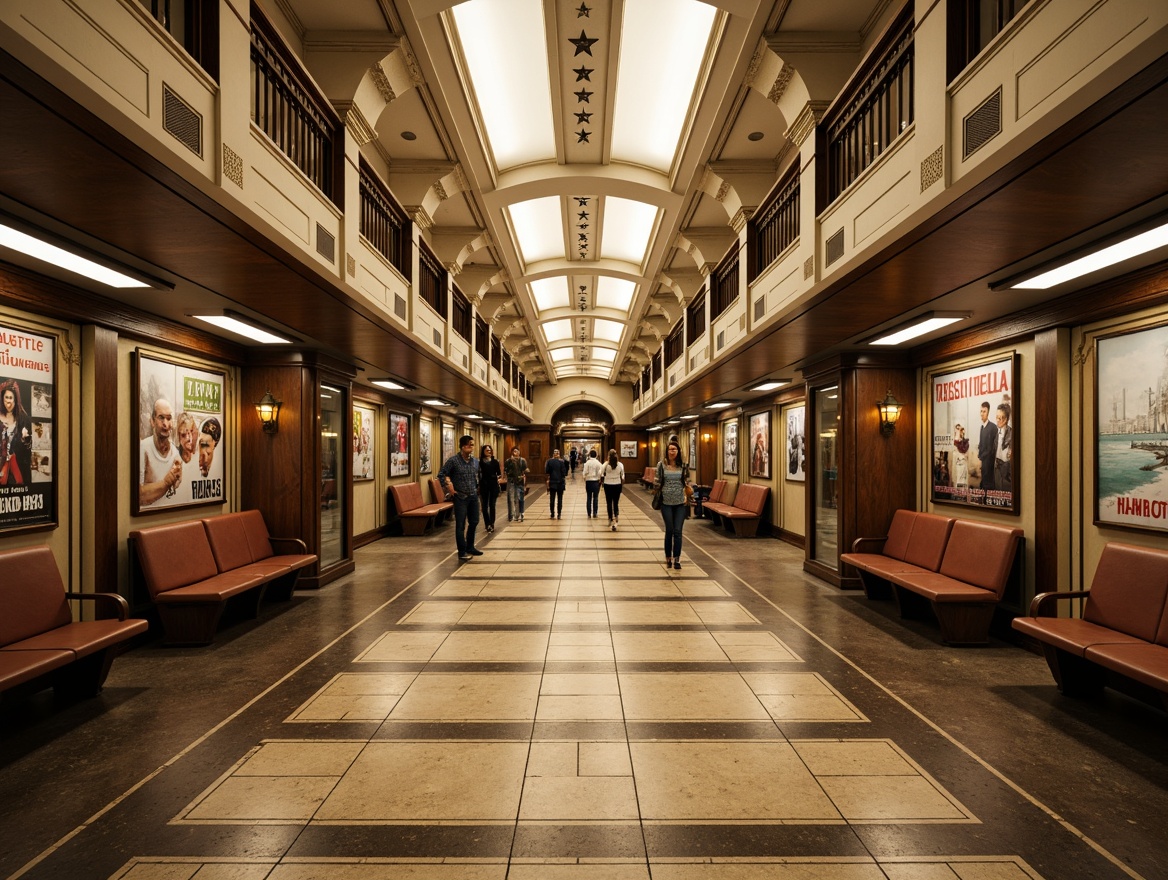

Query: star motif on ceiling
569 31 598 56
577 3 590 17
574 89 593 103
574 110 593 124
579 233 588 241
578 211 589 219
573 66 593 82
576 129 591 143
576 197 590 206
578 223 588 230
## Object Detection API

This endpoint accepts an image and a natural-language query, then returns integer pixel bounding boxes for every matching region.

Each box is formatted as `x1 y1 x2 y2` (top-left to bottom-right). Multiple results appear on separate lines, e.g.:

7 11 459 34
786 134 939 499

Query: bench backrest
0 546 71 646
1085 543 1168 642
733 484 769 515
708 480 727 503
643 467 655 482
202 510 276 572
902 513 955 571
390 482 424 514
720 481 738 505
880 509 918 560
938 520 1023 598
130 521 220 598
428 478 448 503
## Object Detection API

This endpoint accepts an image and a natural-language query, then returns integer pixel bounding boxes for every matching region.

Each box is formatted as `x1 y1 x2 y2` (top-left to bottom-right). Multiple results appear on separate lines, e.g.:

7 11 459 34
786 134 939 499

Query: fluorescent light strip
1012 221 1168 289
704 401 734 409
371 379 406 391
749 381 788 392
192 315 290 344
0 222 150 289
869 317 963 346
424 399 452 406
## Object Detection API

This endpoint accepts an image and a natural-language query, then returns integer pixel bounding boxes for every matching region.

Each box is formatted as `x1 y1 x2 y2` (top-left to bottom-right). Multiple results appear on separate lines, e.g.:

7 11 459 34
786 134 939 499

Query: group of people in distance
437 434 694 571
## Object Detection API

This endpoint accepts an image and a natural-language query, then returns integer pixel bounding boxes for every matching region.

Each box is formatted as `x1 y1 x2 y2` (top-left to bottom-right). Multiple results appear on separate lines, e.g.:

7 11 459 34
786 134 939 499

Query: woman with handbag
602 448 625 530
654 439 691 570
479 445 502 532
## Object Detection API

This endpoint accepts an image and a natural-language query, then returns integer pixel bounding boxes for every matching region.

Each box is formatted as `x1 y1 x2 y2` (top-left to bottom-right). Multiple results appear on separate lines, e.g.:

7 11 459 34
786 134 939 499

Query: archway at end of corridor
549 400 615 468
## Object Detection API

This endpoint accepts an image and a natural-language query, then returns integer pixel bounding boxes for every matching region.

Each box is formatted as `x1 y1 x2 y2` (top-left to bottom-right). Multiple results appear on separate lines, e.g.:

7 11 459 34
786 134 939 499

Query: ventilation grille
716 330 725 350
963 88 1002 159
754 296 766 321
163 85 202 157
826 228 845 265
462 354 468 368
394 295 406 319
478 368 486 381
689 356 695 370
432 328 442 347
316 224 335 262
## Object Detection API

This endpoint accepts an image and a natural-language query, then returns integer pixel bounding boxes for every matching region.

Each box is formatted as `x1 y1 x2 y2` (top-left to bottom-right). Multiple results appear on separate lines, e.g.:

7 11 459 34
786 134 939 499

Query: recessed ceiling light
748 131 764 141
371 378 406 391
704 400 735 409
400 131 417 141
748 380 789 392
0 221 158 289
424 399 452 406
191 314 290 344
868 312 967 346
1008 219 1168 289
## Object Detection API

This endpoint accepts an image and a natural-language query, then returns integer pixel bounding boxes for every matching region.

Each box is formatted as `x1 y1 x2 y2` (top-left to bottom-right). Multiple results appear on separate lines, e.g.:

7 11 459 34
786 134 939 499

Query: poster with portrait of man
0 321 56 532
133 352 225 514
929 354 1017 513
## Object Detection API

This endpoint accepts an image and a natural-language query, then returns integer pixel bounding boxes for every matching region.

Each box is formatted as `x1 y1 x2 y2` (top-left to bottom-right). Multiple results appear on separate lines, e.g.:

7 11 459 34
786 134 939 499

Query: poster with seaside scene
1096 323 1168 532
0 322 56 532
930 355 1017 513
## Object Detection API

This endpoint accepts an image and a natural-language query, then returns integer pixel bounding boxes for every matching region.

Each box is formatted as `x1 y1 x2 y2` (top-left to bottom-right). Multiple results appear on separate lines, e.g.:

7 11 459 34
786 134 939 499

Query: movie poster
419 418 432 474
786 405 805 482
1096 323 1168 533
390 413 410 477
930 354 1016 512
723 418 738 475
133 352 225 514
0 323 55 531
353 404 374 480
748 411 770 479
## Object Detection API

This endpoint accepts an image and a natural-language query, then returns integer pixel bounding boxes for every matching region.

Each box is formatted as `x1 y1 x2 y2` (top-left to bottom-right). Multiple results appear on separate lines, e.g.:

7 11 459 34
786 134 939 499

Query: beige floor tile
551 631 614 645
540 673 620 695
536 693 624 721
546 646 615 662
504 550 584 562
619 673 770 720
881 865 962 880
429 630 550 663
479 582 561 598
579 741 632 776
759 694 865 722
430 579 489 596
553 601 610 625
120 860 281 880
605 602 704 625
271 863 507 880
948 861 1039 880
676 581 729 597
395 602 469 624
458 600 556 625
602 580 683 598
315 741 528 821
487 563 564 580
612 631 729 663
185 776 337 821
650 864 886 880
507 865 649 880
289 693 401 722
817 775 970 821
558 579 606 596
791 740 918 776
691 602 758 624
355 631 449 663
602 550 674 562
630 740 839 821
715 632 800 663
601 563 693 580
235 741 364 776
449 564 501 579
565 562 602 579
315 673 418 696
518 775 638 820
526 740 579 776
387 673 541 721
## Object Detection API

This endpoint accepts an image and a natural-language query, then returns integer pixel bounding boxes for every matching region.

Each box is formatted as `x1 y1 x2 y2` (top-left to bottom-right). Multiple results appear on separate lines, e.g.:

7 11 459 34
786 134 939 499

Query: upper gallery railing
359 159 411 277
749 166 800 280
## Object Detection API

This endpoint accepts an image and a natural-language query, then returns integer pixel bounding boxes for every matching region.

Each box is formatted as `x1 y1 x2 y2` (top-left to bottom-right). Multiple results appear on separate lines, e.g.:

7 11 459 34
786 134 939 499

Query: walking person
438 435 482 560
479 444 502 532
654 439 691 570
545 448 569 518
504 446 528 522
581 449 603 518
601 448 625 530
569 446 578 479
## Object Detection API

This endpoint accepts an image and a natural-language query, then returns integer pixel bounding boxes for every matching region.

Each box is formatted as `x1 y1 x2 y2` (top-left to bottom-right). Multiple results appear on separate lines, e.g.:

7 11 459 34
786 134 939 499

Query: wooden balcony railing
824 5 914 204
710 246 740 322
250 6 341 204
418 239 447 319
749 167 800 280
359 160 411 278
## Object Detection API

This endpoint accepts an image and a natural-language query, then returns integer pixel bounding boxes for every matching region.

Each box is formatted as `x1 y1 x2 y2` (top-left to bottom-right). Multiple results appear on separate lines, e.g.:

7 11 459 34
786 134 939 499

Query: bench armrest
269 536 309 554
64 591 131 621
1028 589 1090 617
850 536 887 553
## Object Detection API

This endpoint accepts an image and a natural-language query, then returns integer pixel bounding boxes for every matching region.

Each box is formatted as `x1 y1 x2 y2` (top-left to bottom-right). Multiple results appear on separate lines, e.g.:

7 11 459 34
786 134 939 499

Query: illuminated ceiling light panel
530 276 570 313
450 0 555 170
0 222 151 288
1010 220 1168 289
869 315 964 346
749 380 788 392
596 276 636 312
591 347 616 363
600 197 657 265
592 318 624 343
550 347 574 362
543 318 573 343
192 315 290 344
508 197 565 265
610 0 716 171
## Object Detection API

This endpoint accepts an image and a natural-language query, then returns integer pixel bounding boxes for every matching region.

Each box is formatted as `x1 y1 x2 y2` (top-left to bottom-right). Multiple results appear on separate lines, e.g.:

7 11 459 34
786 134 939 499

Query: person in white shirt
581 449 604 518
601 449 625 530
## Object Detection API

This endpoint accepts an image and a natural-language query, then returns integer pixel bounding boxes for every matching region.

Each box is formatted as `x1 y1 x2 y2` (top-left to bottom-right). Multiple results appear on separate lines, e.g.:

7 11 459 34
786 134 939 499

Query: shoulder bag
651 462 664 509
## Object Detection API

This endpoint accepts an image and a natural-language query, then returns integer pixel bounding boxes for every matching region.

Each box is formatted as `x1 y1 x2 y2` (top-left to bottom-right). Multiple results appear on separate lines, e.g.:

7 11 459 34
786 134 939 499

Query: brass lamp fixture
256 390 282 434
877 391 902 436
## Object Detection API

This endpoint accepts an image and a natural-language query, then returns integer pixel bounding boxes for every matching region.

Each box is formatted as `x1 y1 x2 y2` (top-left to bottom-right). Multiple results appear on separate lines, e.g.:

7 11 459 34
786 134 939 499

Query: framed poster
722 419 738 475
687 427 697 470
930 353 1017 512
441 422 455 466
390 413 410 477
353 404 374 480
0 322 56 532
748 411 770 479
419 417 432 474
133 352 225 515
786 405 806 481
620 440 637 459
1096 323 1168 532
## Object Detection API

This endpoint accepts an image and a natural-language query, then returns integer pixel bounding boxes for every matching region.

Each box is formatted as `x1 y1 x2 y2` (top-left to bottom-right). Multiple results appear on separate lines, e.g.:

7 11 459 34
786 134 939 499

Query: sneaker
611 522 617 532
468 548 484 556
519 515 524 522
458 553 471 561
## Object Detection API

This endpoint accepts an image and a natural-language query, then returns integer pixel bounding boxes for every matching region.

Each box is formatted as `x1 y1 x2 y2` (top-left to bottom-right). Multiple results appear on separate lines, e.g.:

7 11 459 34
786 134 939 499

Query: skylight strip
508 197 565 265
600 197 657 265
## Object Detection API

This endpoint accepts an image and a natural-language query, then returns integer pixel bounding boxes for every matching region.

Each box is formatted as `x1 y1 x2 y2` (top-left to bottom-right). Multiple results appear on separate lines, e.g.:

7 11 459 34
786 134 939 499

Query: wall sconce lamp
256 390 282 434
702 432 712 441
877 391 902 436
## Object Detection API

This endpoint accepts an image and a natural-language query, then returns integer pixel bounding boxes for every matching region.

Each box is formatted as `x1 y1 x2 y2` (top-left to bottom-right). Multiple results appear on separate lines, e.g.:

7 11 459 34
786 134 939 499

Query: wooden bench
389 482 452 536
705 483 770 537
1 546 147 699
428 478 455 524
842 510 1023 645
639 467 656 489
1012 542 1168 708
130 511 316 646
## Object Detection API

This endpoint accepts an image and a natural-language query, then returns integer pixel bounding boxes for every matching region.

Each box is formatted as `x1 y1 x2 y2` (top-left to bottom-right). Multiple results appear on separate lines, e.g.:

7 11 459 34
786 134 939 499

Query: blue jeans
661 503 685 558
507 481 525 519
452 493 480 554
603 483 622 520
585 480 600 516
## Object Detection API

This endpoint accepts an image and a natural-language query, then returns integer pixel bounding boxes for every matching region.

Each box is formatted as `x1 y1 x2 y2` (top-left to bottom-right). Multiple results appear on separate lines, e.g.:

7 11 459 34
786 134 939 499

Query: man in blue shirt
545 448 569 519
439 435 482 560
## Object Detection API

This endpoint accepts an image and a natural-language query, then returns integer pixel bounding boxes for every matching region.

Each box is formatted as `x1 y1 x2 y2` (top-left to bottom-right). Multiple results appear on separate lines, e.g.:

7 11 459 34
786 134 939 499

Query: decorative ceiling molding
785 101 829 148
